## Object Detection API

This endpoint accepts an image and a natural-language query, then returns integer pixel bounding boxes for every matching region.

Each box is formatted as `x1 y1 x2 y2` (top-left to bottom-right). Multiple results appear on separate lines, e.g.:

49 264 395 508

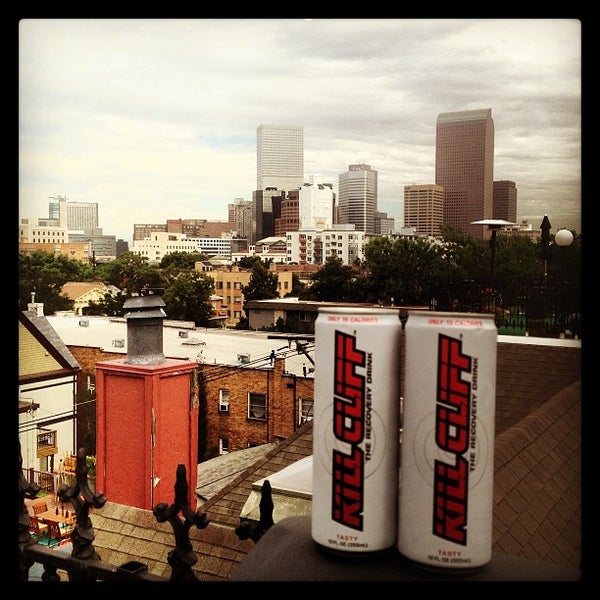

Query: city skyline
19 19 581 243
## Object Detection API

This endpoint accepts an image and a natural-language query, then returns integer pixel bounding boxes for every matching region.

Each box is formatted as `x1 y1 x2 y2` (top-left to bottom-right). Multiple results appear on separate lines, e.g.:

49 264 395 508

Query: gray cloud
19 18 581 241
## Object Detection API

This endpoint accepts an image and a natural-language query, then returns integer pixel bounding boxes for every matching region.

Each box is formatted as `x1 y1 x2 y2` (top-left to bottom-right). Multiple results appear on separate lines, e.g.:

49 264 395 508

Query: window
300 397 314 423
248 392 267 420
219 389 230 412
219 438 229 454
87 375 96 393
237 353 251 365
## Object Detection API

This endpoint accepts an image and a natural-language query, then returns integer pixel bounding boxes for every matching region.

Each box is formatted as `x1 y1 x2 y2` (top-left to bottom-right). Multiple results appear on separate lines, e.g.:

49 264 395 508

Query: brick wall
494 342 581 434
201 359 299 457
67 338 581 457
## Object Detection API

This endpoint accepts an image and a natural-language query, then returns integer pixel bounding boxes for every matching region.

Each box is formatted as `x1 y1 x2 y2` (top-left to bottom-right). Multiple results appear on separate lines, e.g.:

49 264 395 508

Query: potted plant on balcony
86 455 96 491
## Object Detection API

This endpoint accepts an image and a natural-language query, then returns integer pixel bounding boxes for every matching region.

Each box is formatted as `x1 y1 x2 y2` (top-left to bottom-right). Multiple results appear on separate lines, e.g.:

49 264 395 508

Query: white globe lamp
555 228 574 247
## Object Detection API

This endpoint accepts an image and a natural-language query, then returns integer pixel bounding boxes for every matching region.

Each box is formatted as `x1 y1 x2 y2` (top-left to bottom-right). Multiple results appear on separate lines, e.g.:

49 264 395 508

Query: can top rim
407 310 496 320
317 306 401 315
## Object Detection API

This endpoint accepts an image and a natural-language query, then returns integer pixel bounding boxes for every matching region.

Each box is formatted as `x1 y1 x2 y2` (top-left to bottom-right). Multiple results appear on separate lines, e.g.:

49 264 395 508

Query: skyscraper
256 124 304 192
404 184 444 237
299 174 335 230
45 195 99 232
435 108 494 239
338 163 378 235
493 180 518 224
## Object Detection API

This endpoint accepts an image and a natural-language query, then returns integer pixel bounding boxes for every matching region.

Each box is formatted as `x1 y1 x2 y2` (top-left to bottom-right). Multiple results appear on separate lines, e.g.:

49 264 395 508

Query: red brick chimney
95 294 199 510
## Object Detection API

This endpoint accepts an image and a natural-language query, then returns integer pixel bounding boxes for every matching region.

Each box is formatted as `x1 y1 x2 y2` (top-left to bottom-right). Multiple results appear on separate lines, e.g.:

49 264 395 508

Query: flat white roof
46 314 315 377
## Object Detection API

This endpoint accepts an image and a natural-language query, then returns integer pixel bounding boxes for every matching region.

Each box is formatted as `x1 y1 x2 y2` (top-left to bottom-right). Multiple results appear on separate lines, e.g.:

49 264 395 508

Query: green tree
307 256 357 302
86 290 129 317
236 261 279 329
162 272 215 326
160 251 207 271
100 251 165 295
287 273 308 298
234 256 263 269
363 236 445 305
19 251 91 313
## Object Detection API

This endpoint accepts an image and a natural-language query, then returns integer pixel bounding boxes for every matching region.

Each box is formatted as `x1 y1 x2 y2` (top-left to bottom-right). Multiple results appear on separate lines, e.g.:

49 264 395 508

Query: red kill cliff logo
434 333 474 545
331 330 366 531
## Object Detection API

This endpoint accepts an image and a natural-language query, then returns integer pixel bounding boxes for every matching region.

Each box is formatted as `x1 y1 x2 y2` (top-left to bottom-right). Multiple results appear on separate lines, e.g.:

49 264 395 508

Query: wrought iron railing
19 441 275 582
19 443 206 582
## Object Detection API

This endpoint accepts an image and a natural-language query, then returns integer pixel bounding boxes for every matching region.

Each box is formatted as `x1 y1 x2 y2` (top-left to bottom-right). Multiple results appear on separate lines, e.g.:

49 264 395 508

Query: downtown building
435 108 495 239
253 125 304 245
403 184 445 237
20 195 121 260
286 225 367 266
493 179 518 223
337 163 378 235
299 174 336 230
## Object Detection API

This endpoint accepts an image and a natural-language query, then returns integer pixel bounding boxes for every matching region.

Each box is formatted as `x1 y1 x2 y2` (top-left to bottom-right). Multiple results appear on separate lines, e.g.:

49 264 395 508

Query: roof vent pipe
123 294 166 365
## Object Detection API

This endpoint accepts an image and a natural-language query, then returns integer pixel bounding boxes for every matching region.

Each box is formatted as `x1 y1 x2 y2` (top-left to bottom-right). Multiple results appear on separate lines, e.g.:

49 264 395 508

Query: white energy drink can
312 307 402 554
398 311 497 571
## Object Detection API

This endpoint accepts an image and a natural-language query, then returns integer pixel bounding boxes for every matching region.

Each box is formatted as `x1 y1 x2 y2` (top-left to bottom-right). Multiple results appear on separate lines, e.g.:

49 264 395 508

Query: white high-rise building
256 124 304 192
299 174 335 230
286 225 366 266
45 195 99 232
338 163 378 235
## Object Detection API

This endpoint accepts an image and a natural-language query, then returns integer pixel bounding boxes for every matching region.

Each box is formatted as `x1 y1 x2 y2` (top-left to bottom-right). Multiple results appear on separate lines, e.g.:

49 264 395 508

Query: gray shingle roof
20 309 81 373
84 377 580 579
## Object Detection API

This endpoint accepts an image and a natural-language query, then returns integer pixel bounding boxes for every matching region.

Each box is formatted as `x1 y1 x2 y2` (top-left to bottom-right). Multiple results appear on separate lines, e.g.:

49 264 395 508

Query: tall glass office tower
338 163 378 235
256 124 304 192
435 108 494 239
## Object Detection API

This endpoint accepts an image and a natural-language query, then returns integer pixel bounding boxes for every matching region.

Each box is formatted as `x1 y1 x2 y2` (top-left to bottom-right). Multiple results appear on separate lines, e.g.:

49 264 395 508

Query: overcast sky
19 18 581 243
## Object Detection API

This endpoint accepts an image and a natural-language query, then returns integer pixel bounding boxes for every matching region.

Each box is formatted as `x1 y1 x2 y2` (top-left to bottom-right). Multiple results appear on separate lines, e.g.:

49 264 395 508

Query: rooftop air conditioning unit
112 338 125 348
237 353 251 364
79 318 89 327
178 330 189 338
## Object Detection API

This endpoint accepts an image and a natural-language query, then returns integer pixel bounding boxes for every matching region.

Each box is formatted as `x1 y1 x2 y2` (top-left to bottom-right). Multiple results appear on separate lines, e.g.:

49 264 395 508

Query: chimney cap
123 295 166 320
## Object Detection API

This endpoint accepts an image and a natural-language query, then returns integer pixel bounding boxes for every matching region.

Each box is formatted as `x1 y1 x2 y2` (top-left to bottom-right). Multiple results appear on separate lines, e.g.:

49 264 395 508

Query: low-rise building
286 226 369 265
61 281 120 315
19 304 81 476
45 313 315 459
197 265 293 328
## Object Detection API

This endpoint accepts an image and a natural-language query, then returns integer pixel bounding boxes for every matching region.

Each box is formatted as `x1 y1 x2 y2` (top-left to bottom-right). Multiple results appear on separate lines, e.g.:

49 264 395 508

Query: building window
87 374 96 393
300 397 314 423
219 389 230 412
219 438 229 454
248 392 267 421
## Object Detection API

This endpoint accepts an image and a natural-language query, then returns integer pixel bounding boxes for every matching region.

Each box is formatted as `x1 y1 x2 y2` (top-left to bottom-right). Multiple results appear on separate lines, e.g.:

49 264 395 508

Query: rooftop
55 377 581 581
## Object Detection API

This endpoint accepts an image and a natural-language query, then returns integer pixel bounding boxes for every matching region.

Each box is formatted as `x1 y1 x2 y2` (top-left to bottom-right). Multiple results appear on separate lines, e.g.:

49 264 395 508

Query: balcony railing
18 443 233 582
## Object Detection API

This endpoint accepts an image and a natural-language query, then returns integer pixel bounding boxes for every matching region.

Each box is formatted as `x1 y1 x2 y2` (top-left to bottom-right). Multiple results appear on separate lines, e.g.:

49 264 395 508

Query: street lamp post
554 228 574 336
471 219 517 316
471 219 517 288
